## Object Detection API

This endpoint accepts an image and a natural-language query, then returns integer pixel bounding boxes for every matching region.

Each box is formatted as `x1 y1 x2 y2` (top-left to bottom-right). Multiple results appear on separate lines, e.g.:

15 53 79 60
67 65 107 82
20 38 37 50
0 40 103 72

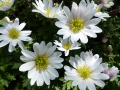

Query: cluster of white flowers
0 0 119 90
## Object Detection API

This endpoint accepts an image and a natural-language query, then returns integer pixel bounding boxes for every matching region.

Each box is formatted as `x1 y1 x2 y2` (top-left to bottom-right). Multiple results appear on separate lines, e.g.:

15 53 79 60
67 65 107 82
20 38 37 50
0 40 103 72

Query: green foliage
0 0 120 90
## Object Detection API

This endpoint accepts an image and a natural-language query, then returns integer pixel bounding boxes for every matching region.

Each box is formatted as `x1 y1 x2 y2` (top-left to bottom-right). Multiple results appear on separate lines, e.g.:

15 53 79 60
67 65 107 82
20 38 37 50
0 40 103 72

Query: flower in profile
64 51 109 90
102 63 120 78
0 18 32 52
56 0 102 43
54 37 81 56
19 41 63 86
0 0 15 11
32 0 63 18
100 0 114 8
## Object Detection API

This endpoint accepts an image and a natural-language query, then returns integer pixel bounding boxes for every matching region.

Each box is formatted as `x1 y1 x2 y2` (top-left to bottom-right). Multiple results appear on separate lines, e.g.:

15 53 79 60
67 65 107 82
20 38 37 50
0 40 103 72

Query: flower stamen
0 0 12 7
63 43 71 50
8 28 20 39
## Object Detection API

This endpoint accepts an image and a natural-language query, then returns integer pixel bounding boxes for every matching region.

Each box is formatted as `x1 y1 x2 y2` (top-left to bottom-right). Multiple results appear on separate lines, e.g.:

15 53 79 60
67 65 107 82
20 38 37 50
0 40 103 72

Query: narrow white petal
37 72 44 86
33 43 40 55
86 78 96 90
20 56 34 62
55 22 69 29
30 70 38 85
79 32 88 43
18 22 26 31
91 73 109 80
19 36 32 41
49 57 63 63
13 18 19 26
89 25 102 33
92 79 105 87
20 31 32 36
19 61 35 71
18 40 25 50
0 40 10 47
8 42 15 52
28 67 36 78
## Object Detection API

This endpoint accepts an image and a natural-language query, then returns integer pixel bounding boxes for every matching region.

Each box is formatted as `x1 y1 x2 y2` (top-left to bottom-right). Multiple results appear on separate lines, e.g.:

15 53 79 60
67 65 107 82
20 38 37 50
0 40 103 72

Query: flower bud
102 35 108 43
3 17 11 23
108 45 113 53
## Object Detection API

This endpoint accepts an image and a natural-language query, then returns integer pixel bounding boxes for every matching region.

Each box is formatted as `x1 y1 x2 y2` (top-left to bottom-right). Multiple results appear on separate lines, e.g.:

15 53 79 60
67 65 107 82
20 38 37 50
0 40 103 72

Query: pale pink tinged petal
91 73 109 80
13 18 19 26
8 42 15 52
86 78 96 90
49 57 63 63
33 43 40 55
20 31 32 36
18 22 26 31
19 61 35 72
37 73 44 86
82 29 97 38
28 67 36 78
19 36 32 41
45 45 57 57
71 9 79 18
89 25 102 33
21 50 36 59
0 40 10 47
85 18 101 26
78 80 87 90
18 40 25 50
72 2 79 11
47 65 59 77
55 22 69 29
79 32 88 43
63 6 73 20
92 79 105 87
41 70 50 85
30 70 38 85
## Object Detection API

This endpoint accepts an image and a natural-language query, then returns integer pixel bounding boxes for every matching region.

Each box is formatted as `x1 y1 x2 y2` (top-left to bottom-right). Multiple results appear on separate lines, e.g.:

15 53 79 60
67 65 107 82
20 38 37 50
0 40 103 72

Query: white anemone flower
19 41 63 86
32 0 63 18
64 51 109 90
0 0 15 11
0 18 32 52
100 0 114 8
55 0 102 43
54 37 81 56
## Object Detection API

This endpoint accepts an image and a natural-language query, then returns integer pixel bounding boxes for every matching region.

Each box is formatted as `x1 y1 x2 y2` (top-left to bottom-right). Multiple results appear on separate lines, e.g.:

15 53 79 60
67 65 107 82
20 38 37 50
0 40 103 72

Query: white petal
91 73 109 80
37 72 44 86
78 80 87 90
8 42 15 52
92 79 105 87
41 70 50 85
18 40 25 50
28 67 36 78
30 70 38 85
49 57 63 63
86 78 96 90
18 22 26 31
33 43 40 55
39 41 46 55
0 40 10 47
20 31 32 36
19 36 32 41
85 18 101 26
11 39 18 46
51 63 63 69
55 22 69 29
79 32 88 43
20 56 34 62
19 61 35 71
89 25 102 33
13 18 19 26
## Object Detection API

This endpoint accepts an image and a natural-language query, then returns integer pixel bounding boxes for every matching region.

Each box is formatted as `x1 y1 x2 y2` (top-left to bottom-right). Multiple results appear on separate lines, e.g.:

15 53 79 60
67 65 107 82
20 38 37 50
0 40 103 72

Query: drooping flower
0 18 32 52
108 45 113 53
0 0 15 11
64 51 109 90
54 37 81 56
32 0 63 18
102 35 108 43
100 0 114 8
102 63 120 78
55 0 102 43
19 41 63 86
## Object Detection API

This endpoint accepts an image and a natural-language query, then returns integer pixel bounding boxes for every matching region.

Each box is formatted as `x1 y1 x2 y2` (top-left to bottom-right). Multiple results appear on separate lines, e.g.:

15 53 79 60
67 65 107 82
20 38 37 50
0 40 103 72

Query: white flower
0 18 32 52
64 51 109 90
0 0 15 11
100 0 114 8
54 37 81 56
102 63 120 78
19 41 63 86
32 0 63 18
55 0 102 43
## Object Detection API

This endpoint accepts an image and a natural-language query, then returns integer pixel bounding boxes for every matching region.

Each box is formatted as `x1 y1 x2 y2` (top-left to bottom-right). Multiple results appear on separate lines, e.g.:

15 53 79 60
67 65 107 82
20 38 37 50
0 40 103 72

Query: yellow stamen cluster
35 56 49 70
0 0 12 7
96 7 101 12
63 43 71 50
8 28 20 39
70 18 84 33
77 65 91 79
45 9 51 16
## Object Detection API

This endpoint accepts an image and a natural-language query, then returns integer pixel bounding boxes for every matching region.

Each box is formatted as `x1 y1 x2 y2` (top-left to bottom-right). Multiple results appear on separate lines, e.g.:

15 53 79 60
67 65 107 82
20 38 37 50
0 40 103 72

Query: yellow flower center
63 43 71 50
0 0 12 7
70 18 84 33
77 65 91 79
96 7 101 12
8 28 20 39
35 56 49 70
45 9 51 16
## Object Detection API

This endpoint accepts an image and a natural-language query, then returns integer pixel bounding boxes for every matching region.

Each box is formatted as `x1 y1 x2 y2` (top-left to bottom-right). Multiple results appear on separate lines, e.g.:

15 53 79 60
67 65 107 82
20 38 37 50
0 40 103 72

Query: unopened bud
3 16 13 23
108 45 113 53
102 35 108 43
